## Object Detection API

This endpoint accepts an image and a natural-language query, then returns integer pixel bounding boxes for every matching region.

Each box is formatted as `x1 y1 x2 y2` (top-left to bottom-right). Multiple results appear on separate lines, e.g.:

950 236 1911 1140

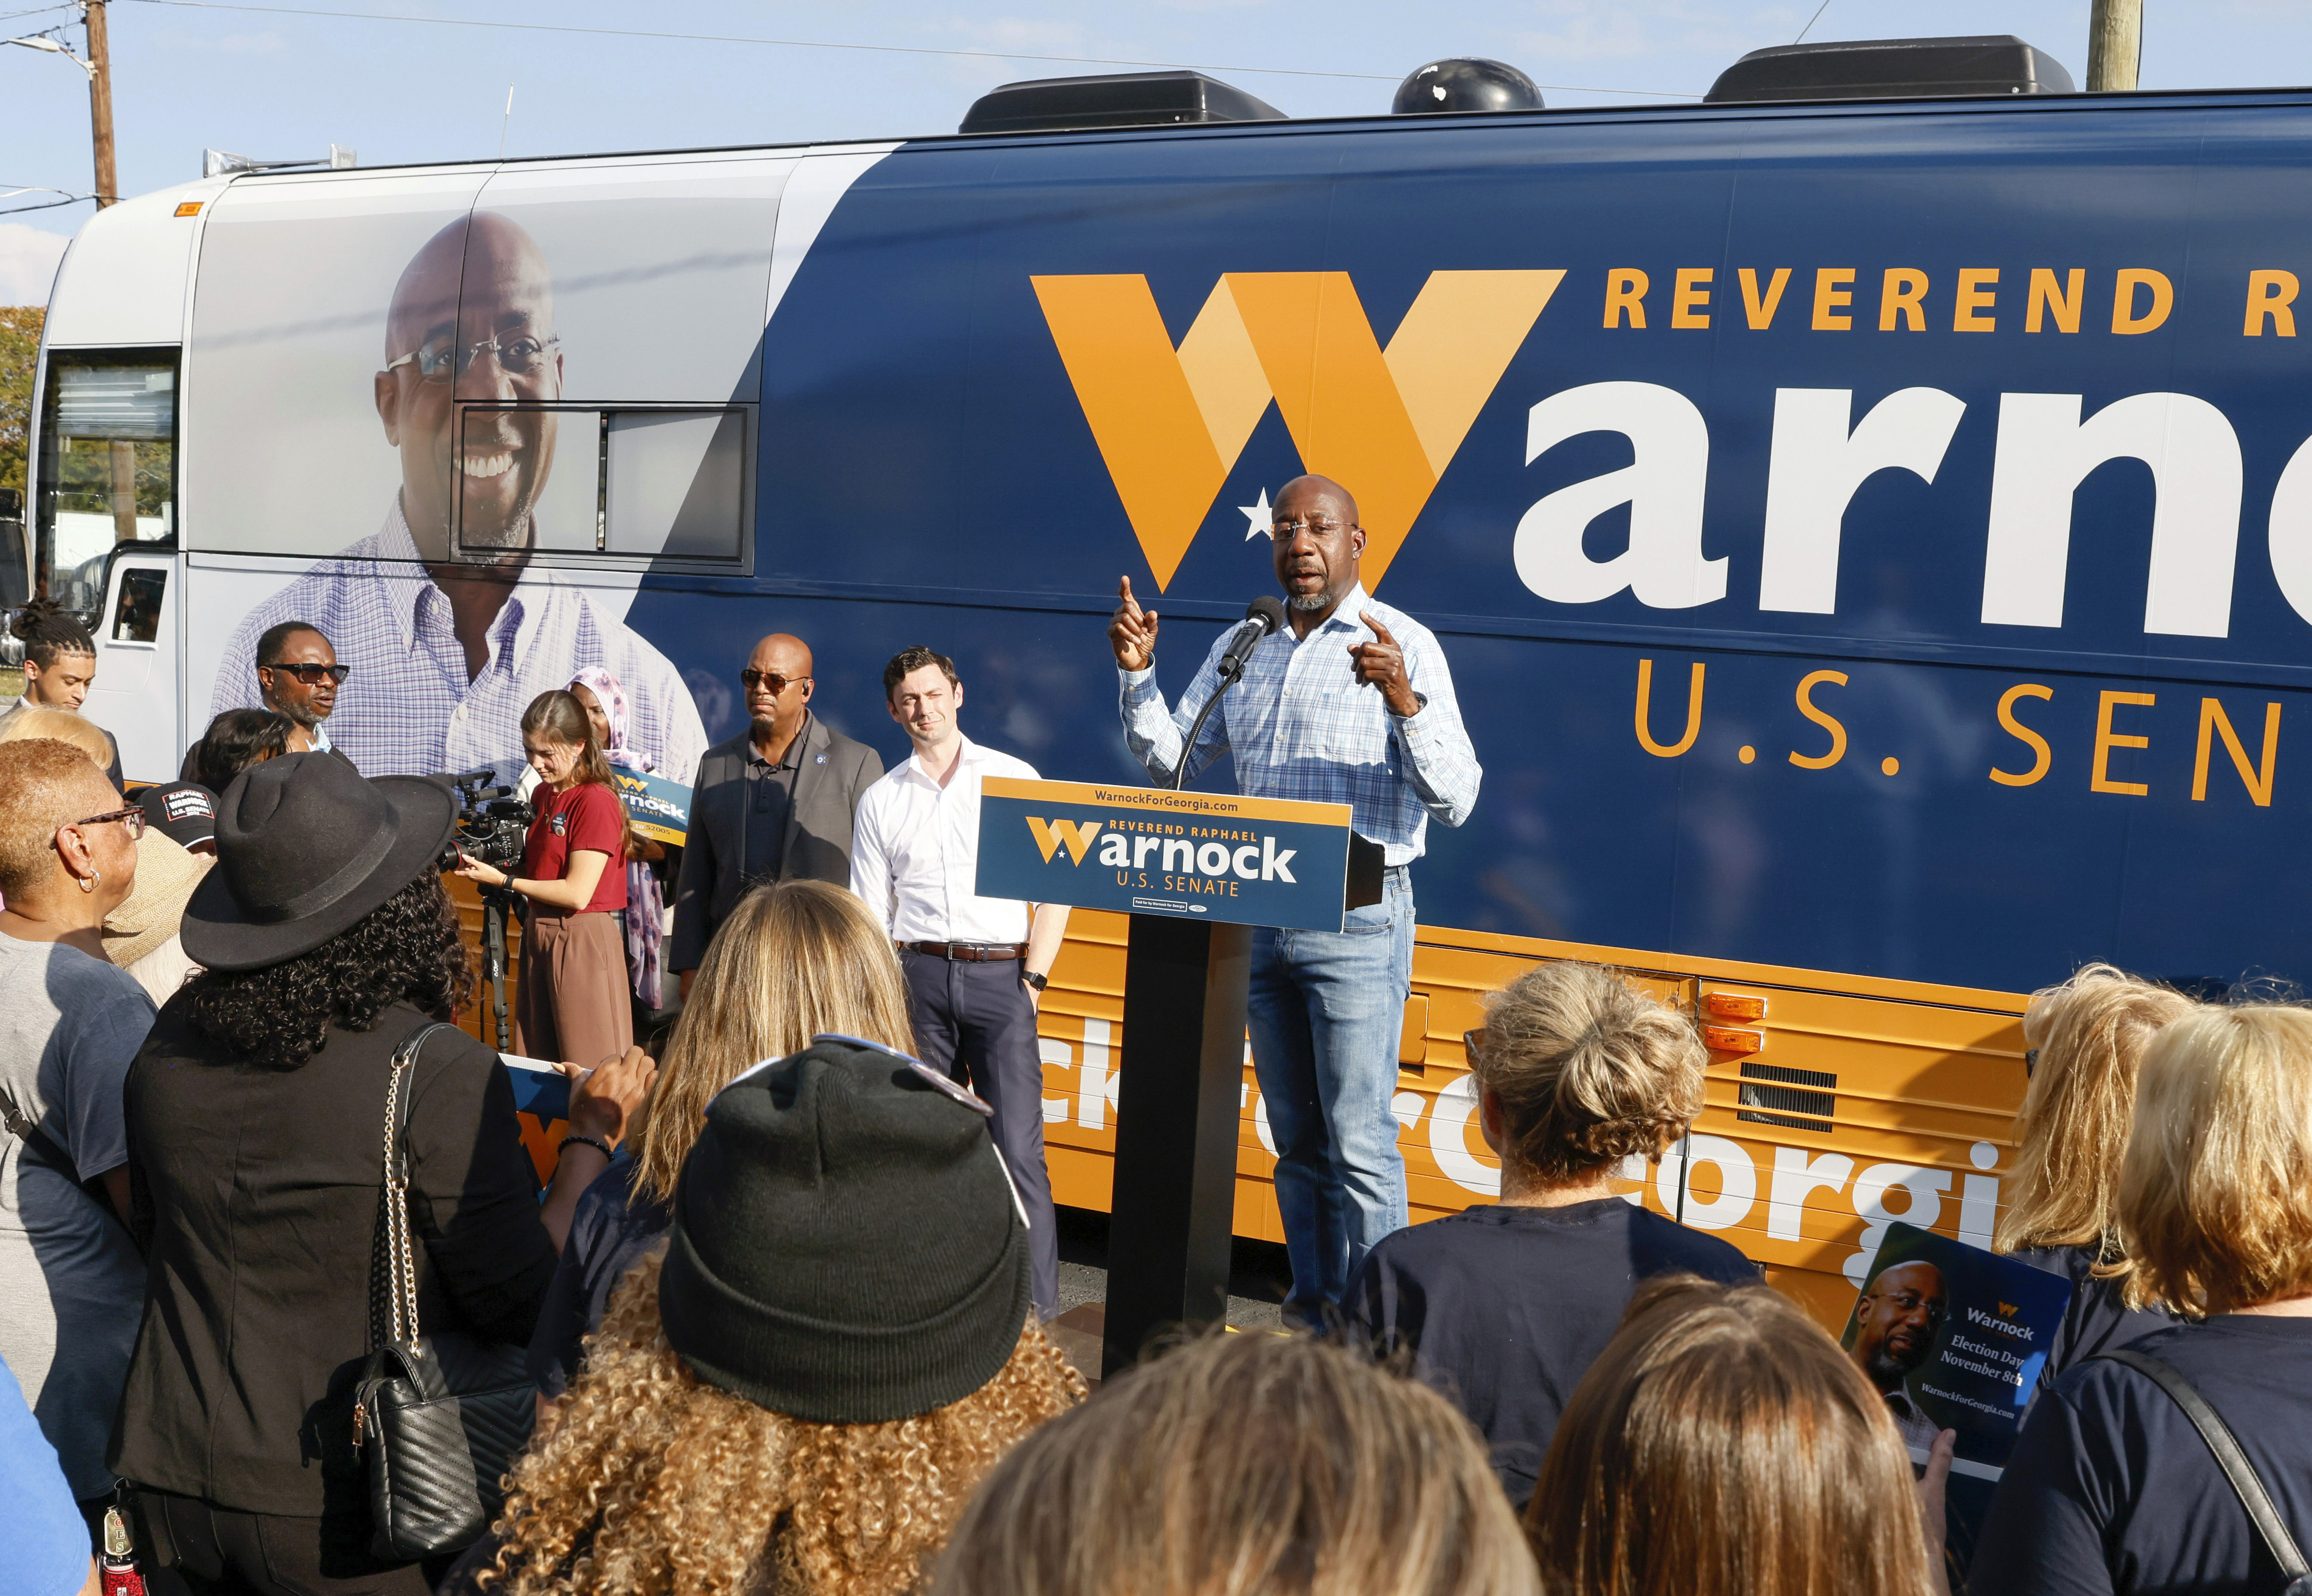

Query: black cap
137 781 219 851
657 1038 1032 1424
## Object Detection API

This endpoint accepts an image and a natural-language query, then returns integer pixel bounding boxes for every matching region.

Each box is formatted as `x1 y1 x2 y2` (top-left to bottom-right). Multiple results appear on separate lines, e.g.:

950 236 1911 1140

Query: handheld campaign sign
611 768 692 847
973 777 1371 931
1839 1222 2074 1577
500 1054 573 1186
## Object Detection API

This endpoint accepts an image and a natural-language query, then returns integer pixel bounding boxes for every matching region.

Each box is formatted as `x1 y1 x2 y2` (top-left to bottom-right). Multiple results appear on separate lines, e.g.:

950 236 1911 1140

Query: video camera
438 767 533 873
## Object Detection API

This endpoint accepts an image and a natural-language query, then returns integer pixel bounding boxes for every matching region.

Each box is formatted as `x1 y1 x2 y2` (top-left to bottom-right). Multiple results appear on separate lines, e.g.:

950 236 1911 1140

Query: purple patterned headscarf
569 666 666 1007
569 666 651 774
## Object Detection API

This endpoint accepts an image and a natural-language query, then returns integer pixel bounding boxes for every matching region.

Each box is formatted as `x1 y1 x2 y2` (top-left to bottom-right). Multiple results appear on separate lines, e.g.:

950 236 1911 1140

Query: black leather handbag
351 1022 537 1561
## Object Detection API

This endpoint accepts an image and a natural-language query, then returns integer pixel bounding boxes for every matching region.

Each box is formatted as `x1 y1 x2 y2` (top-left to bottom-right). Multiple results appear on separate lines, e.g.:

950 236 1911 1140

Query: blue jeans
1247 871 1415 1310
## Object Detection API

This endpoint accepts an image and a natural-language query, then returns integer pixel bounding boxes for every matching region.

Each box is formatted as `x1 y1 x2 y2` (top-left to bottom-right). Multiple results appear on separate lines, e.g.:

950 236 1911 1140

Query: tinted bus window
37 349 177 612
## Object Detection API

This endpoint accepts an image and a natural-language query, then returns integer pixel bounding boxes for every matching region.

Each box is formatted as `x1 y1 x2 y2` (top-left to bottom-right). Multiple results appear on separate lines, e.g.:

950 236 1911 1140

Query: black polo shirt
737 720 807 887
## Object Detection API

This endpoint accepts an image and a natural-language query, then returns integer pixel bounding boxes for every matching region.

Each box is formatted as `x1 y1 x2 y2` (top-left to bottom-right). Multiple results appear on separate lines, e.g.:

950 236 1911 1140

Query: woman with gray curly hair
1346 959 1757 1510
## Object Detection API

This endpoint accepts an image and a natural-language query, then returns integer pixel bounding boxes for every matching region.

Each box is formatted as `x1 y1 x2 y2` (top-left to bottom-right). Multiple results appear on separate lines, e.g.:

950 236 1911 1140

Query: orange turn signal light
1704 992 1766 1022
1703 1025 1764 1054
174 201 203 217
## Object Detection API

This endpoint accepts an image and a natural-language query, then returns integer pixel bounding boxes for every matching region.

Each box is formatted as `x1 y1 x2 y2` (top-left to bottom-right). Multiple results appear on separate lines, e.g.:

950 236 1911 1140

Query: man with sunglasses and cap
253 621 353 766
669 632 883 1001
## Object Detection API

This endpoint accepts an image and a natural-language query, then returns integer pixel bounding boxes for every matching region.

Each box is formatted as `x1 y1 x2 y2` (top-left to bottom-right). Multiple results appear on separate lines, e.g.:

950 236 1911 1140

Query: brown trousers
513 909 632 1068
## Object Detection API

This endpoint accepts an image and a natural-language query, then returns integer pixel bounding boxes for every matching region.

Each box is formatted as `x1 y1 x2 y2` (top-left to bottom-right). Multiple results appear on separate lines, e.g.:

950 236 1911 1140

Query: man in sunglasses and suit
668 631 883 1000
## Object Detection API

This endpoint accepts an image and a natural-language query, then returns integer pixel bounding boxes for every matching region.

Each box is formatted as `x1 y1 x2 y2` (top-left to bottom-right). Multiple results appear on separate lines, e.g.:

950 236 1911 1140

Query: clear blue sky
0 0 2300 301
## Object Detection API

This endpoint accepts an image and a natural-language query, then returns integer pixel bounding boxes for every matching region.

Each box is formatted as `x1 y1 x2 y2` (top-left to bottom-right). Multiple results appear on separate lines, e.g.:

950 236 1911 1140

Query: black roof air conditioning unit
1704 35 2075 104
959 70 1283 135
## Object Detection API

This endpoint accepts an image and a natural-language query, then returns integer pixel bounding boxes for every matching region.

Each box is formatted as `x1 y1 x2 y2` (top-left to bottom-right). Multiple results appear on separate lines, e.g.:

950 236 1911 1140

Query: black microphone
1216 594 1288 683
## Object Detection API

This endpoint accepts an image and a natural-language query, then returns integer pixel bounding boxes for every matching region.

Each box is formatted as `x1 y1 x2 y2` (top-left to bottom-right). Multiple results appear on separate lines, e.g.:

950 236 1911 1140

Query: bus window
110 567 167 644
605 408 746 561
36 349 177 614
455 403 749 564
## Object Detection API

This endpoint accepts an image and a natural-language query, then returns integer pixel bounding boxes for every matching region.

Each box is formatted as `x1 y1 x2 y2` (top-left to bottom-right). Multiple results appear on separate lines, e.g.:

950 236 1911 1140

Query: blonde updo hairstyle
1474 961 1706 1185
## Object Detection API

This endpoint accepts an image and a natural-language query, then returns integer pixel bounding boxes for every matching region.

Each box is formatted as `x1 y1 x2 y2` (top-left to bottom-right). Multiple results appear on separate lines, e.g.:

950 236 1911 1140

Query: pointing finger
1361 612 1398 647
1118 576 1140 614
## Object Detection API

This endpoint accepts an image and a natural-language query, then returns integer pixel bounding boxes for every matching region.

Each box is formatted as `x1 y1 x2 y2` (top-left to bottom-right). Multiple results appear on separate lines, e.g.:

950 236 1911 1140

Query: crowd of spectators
3 617 2311 1596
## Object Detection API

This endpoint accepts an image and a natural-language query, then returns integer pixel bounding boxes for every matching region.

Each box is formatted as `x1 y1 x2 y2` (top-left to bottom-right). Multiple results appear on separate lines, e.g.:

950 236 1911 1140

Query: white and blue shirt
1120 584 1481 867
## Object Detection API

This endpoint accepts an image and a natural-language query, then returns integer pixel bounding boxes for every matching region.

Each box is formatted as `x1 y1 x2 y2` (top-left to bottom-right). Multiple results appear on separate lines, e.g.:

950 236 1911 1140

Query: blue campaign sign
610 768 692 847
975 777 1355 932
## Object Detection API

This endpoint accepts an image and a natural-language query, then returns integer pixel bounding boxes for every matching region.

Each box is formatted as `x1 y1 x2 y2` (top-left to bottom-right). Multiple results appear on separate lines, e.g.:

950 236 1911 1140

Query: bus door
87 548 182 783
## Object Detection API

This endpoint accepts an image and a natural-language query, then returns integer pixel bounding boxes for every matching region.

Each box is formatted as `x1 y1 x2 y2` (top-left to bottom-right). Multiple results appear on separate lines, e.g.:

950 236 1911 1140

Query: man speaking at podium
1108 473 1481 1318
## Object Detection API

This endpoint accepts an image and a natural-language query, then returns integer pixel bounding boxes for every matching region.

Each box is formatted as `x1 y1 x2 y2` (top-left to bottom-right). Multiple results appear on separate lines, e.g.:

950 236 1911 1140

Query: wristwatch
1022 969 1049 993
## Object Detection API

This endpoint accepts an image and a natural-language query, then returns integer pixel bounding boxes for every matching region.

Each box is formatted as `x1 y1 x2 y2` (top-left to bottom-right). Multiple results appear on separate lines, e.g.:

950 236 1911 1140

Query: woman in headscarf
568 668 669 1013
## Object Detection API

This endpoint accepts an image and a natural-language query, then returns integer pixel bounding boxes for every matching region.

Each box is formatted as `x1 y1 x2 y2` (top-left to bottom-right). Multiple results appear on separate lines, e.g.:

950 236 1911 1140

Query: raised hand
1348 612 1419 717
1109 575 1160 671
562 1045 659 1149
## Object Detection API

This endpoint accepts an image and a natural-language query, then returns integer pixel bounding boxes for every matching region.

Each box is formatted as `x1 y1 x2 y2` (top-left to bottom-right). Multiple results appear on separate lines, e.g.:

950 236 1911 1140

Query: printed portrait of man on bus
206 212 708 786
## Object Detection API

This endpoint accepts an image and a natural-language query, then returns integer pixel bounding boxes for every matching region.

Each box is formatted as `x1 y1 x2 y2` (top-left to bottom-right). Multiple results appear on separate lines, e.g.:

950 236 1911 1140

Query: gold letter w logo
1031 271 1563 590
1026 816 1103 865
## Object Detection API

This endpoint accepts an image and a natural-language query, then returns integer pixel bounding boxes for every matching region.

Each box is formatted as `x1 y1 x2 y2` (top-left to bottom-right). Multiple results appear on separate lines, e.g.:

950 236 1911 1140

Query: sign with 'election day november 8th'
976 777 1356 932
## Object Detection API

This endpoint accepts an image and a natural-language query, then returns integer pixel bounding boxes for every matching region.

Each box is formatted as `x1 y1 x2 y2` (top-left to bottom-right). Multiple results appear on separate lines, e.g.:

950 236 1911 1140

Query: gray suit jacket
667 715 883 972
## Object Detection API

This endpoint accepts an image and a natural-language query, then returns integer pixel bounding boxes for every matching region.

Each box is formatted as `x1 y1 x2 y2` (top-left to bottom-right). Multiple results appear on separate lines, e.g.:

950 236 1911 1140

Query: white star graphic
1240 488 1273 540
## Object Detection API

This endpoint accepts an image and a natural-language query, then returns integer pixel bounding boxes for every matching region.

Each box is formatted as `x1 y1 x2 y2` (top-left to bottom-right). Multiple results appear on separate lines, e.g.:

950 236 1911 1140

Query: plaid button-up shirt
210 499 708 785
1120 585 1481 867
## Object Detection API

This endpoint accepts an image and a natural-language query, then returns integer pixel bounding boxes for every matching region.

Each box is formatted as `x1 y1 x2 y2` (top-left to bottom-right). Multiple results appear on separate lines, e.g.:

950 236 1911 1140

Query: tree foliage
0 306 41 500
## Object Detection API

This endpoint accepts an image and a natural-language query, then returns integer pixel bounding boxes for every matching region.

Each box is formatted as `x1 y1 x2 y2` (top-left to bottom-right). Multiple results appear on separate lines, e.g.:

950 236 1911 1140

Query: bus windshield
36 347 177 613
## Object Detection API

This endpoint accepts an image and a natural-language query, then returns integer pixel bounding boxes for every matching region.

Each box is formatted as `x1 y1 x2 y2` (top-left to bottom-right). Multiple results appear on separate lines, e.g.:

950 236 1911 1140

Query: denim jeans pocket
1338 899 1394 936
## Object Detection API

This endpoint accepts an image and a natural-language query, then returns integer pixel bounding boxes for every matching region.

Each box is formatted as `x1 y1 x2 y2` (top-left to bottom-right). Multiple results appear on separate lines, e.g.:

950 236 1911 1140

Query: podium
977 778 1381 1375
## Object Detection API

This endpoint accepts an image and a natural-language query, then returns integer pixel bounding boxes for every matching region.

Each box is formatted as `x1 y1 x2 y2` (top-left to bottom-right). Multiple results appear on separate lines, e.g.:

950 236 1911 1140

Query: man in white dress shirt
849 645 1068 1319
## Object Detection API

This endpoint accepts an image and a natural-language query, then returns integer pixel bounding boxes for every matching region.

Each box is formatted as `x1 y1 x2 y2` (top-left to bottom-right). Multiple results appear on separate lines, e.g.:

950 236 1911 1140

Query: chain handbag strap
372 1022 459 1352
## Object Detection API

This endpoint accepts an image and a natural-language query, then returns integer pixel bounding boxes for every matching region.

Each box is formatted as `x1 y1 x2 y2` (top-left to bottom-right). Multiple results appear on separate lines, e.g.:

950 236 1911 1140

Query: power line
115 0 1702 98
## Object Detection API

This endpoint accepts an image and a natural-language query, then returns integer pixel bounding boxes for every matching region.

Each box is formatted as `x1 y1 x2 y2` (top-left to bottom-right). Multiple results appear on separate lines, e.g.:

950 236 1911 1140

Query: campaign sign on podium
976 775 1381 1378
975 777 1372 931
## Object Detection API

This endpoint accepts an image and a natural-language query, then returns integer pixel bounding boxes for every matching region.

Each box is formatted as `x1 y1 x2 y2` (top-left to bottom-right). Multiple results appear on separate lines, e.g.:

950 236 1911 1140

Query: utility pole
2087 0 2141 92
84 0 116 206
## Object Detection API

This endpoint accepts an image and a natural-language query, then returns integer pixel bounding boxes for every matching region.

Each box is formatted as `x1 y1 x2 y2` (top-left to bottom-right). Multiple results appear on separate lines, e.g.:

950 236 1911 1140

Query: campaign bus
26 39 2310 1323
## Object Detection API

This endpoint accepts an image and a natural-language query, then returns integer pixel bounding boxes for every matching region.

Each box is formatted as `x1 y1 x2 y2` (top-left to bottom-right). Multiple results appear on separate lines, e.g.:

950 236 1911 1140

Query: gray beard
268 695 324 730
1289 592 1332 612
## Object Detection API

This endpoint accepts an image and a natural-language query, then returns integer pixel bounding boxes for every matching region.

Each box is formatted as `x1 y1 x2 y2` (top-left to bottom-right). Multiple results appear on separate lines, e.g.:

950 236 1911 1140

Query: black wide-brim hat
181 752 459 972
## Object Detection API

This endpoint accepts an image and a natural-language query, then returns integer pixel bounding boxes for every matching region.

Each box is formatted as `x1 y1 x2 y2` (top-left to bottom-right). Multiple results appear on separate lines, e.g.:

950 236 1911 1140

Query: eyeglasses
1463 1027 1488 1063
1271 518 1357 540
1866 1289 1946 1322
67 806 146 840
265 662 349 685
2024 1048 2038 1078
740 669 809 695
386 330 561 385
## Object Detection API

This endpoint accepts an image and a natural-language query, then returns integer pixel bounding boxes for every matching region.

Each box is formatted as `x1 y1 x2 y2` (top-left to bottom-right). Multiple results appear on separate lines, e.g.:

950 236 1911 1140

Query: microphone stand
1170 622 1267 792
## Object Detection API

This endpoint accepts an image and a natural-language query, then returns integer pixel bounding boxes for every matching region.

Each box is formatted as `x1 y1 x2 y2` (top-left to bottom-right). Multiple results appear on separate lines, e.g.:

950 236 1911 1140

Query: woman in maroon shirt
457 689 631 1068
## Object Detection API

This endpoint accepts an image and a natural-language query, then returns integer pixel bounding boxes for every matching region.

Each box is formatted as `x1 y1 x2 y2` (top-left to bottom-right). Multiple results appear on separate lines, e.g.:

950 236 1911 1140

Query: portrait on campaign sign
180 160 791 787
1840 1222 2073 1578
974 776 1363 932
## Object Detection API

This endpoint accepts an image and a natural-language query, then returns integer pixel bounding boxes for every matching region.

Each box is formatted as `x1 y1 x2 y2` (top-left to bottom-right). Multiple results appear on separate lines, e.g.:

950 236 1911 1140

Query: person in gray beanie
448 1036 1088 1596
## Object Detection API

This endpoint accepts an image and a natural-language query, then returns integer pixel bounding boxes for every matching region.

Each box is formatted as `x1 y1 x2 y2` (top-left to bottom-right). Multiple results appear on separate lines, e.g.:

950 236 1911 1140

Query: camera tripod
475 882 522 1052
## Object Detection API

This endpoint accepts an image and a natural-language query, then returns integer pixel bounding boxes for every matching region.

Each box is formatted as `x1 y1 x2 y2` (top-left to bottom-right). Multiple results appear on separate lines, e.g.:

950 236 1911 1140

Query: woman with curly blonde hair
451 1036 1084 1596
1994 962 2194 1378
526 878 917 1402
1347 960 1756 1509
